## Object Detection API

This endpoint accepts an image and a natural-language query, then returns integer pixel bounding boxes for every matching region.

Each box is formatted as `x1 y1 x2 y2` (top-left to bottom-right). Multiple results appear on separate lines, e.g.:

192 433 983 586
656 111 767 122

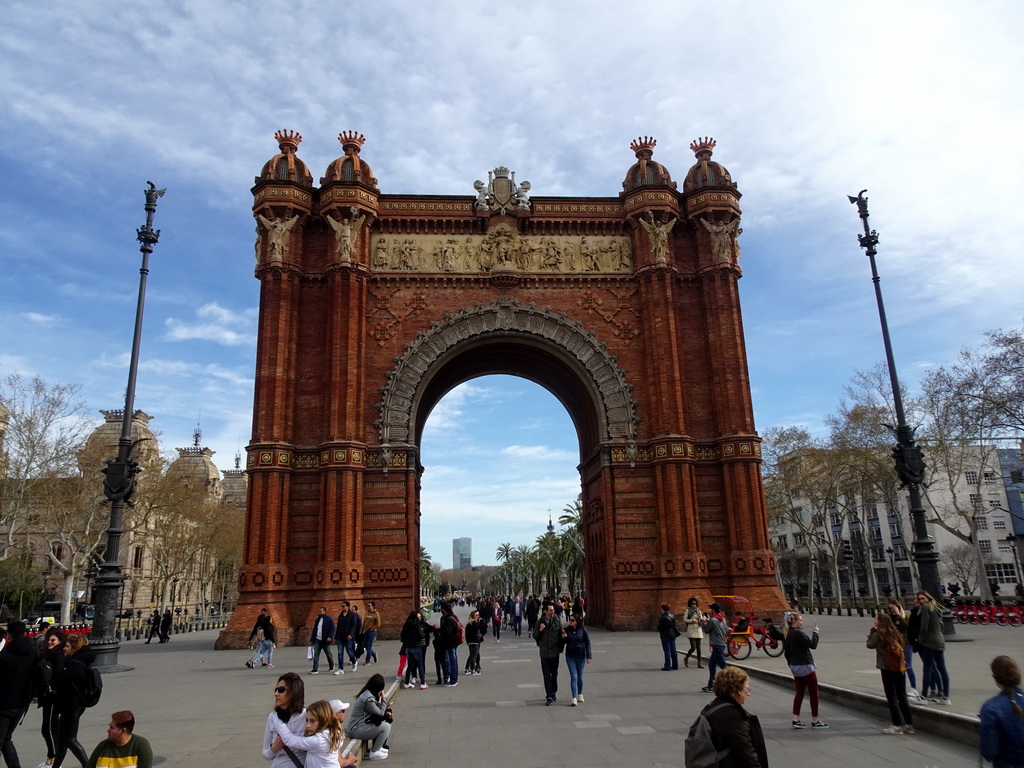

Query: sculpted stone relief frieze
371 225 632 274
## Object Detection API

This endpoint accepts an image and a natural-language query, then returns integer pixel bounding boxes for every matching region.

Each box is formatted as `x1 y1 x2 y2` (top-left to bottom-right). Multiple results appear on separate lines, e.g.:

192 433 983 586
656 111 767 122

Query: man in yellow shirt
87 710 152 768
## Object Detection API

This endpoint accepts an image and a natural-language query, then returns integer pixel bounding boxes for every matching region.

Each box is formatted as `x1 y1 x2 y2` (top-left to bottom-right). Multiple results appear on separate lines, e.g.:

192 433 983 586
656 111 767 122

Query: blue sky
2 2 1022 568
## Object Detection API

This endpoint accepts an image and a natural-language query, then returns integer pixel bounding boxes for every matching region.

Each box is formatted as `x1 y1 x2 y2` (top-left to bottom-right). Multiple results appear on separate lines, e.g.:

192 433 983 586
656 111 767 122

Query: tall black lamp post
849 191 952 634
92 183 165 670
886 546 899 599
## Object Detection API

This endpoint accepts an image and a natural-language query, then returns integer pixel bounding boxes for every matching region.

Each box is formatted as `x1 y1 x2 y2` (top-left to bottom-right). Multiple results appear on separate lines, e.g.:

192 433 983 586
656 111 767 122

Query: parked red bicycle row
950 600 1023 626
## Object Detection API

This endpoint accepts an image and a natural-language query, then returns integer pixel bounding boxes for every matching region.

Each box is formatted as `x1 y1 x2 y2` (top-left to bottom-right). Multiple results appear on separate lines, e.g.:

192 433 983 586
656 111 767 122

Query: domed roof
622 136 676 193
167 445 222 496
257 130 313 187
321 131 378 189
80 410 161 475
683 137 735 192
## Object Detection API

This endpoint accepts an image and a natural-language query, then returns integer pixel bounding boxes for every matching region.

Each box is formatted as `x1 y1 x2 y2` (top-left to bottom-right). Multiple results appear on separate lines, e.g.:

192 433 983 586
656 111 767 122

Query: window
986 563 1020 584
777 535 789 549
970 493 984 511
998 543 1013 555
133 545 144 569
965 471 979 485
794 533 805 545
871 546 885 562
889 523 901 538
983 471 999 485
894 545 909 561
833 531 843 543
993 517 1008 531
976 516 989 531
830 512 842 527
989 500 1002 508
866 502 879 520
869 526 883 541
792 507 804 523
979 540 993 553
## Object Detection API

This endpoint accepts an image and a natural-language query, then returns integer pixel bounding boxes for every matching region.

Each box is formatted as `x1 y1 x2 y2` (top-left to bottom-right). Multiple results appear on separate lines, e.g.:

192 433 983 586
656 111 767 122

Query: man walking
438 603 460 686
335 602 362 674
533 604 563 705
86 710 152 768
308 606 335 674
0 621 38 768
512 596 523 636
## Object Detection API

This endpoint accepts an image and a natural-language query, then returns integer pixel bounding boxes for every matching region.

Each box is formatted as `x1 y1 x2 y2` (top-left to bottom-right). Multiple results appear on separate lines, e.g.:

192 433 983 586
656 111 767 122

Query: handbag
306 645 314 660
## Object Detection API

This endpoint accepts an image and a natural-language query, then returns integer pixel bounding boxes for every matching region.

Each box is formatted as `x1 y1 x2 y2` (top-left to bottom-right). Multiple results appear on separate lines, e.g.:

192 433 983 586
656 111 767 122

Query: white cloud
163 303 257 346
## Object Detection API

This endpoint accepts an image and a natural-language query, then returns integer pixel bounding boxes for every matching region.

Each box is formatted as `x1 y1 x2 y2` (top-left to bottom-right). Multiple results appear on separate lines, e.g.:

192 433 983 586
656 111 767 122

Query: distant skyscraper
453 537 472 570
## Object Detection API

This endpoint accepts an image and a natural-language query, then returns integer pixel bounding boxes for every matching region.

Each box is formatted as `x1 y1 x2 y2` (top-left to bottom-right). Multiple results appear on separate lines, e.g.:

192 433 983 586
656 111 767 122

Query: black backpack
31 658 54 700
684 702 731 768
73 660 103 708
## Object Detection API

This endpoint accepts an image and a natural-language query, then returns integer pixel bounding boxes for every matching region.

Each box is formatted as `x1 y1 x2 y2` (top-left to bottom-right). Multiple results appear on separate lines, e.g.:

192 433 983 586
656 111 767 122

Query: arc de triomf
218 131 784 647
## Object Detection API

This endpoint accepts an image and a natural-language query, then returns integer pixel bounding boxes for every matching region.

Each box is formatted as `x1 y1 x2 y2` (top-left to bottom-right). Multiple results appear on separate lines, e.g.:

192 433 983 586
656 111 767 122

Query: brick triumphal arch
218 131 785 647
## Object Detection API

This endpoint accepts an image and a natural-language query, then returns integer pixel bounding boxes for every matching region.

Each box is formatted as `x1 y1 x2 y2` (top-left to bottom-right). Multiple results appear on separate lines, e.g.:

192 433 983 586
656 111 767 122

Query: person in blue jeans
657 603 680 671
915 591 951 705
562 614 592 706
701 603 729 693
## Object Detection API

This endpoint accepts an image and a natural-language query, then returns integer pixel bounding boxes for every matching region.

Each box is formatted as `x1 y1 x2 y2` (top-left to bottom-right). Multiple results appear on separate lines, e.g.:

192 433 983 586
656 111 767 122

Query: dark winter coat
53 646 97 713
0 635 38 710
703 695 769 768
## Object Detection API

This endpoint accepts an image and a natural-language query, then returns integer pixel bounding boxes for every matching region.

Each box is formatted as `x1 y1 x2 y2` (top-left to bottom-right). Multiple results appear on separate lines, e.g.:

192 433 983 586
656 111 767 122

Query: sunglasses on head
274 686 287 694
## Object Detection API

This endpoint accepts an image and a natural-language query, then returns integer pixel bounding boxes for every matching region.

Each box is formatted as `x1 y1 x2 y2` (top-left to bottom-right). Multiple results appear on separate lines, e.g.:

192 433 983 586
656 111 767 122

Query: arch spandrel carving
375 300 638 447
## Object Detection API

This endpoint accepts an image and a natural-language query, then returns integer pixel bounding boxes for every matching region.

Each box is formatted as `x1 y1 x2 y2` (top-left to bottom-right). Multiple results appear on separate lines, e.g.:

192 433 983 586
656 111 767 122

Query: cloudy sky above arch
2 1 1022 567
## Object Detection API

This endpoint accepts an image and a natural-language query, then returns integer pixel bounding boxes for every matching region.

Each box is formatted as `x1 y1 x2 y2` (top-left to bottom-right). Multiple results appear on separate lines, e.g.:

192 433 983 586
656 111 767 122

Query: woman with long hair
980 655 1024 767
915 591 951 705
345 674 391 761
38 629 67 767
263 672 306 767
270 699 344 768
782 613 828 729
464 609 487 675
562 614 592 706
867 612 914 734
886 599 922 702
51 634 95 768
399 610 428 689
683 597 705 669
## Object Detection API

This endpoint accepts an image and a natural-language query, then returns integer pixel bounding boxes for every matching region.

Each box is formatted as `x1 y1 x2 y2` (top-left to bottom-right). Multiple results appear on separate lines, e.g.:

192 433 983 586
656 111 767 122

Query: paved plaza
11 609 1005 767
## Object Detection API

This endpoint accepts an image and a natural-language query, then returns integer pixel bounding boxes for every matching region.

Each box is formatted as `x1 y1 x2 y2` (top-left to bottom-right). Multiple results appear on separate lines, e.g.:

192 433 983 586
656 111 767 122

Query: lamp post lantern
92 182 165 671
848 191 951 634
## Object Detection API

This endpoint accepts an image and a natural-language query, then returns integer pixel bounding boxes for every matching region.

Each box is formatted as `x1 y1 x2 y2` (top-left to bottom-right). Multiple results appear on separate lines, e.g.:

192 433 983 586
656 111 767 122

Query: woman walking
362 602 381 664
979 655 1024 767
916 591 951 705
51 635 96 768
262 672 306 767
464 609 487 675
562 614 592 706
38 629 67 767
683 597 705 669
248 610 276 669
657 603 680 671
867 612 914 734
399 610 428 689
782 613 828 729
345 674 392 761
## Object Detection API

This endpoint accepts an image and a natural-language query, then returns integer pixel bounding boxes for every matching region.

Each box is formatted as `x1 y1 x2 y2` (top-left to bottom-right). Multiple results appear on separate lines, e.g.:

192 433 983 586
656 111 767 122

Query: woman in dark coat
702 666 769 767
39 629 67 766
51 634 96 768
399 610 428 688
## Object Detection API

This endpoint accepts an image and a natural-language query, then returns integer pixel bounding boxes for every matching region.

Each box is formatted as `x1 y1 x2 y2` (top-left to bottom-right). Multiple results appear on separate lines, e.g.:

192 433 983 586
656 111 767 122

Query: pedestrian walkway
9 608 997 767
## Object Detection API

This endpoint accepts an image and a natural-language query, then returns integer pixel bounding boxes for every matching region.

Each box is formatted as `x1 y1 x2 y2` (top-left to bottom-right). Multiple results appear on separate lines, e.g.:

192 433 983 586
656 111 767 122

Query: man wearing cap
329 700 357 767
86 710 153 768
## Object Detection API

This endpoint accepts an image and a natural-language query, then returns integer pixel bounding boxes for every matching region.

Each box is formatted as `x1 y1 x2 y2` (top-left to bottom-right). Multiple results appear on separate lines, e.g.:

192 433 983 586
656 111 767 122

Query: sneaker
792 721 807 729
570 697 577 706
246 661 254 669
352 661 358 671
545 698 553 706
447 681 458 687
334 669 343 675
266 664 274 668
577 695 584 703
366 749 388 760
309 670 319 675
420 684 428 689
403 683 414 689
396 674 404 681
908 688 922 701
902 725 915 734
882 726 903 735
811 721 829 729
938 697 952 706
701 687 713 693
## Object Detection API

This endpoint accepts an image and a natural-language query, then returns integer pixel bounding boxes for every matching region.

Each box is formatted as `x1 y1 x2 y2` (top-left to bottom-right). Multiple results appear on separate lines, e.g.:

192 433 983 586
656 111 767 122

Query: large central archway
218 132 785 647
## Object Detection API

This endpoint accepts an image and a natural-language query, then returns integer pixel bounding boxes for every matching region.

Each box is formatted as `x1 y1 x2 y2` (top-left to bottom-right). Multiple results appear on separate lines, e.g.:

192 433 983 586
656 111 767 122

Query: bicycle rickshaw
712 595 786 660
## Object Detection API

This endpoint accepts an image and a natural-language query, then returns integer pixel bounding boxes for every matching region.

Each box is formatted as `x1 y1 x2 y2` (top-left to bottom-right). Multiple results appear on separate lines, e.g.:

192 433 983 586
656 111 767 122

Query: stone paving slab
7 608 1002 766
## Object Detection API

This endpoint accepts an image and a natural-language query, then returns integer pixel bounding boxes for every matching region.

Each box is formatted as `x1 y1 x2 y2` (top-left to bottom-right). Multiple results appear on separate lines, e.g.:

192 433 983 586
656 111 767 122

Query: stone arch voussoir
376 299 638 445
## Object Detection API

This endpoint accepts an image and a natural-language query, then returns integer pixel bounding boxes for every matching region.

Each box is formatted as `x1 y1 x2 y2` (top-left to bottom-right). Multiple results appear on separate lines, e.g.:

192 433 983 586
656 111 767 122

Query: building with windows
452 537 472 570
769 444 1021 601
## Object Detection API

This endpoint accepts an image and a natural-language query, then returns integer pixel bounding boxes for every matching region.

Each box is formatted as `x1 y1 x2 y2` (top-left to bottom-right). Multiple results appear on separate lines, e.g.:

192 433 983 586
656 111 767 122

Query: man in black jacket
0 621 39 767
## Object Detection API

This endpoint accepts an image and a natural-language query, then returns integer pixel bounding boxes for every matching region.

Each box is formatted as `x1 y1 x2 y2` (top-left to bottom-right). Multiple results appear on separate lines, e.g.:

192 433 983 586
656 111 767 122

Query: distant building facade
453 537 472 570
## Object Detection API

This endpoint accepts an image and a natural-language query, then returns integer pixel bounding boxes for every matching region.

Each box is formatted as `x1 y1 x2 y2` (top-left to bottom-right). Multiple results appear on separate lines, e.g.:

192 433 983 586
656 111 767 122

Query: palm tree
558 495 585 594
495 542 513 565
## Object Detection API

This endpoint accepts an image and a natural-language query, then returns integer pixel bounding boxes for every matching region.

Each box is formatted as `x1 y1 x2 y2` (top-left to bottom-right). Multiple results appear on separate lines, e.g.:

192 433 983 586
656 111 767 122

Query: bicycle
725 617 786 660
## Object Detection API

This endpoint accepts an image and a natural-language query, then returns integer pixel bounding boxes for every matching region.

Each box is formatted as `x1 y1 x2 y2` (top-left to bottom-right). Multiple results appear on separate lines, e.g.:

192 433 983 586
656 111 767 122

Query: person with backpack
438 603 461 687
38 629 68 767
52 634 98 768
867 612 914 734
688 666 768 768
0 621 39 768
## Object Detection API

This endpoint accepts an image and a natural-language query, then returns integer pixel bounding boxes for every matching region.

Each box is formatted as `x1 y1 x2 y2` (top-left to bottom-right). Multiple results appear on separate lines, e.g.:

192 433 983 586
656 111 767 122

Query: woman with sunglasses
263 672 306 767
562 614 592 706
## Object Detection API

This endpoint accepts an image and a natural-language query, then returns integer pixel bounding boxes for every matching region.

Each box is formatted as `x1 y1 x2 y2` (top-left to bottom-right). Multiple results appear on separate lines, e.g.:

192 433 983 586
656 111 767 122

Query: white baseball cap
330 699 350 714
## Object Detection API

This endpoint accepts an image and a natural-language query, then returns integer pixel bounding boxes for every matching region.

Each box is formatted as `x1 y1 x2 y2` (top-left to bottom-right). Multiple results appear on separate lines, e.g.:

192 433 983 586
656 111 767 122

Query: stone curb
736 662 981 746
